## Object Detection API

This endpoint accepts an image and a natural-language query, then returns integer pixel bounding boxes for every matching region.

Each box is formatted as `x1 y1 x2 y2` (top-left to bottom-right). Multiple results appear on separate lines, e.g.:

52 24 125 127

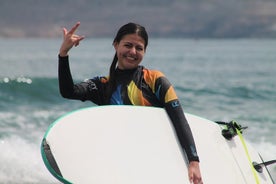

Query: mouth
124 54 137 61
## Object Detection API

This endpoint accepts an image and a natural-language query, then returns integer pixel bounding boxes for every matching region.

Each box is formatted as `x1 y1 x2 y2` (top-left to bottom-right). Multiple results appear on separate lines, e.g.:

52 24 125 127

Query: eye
124 43 132 48
136 46 144 52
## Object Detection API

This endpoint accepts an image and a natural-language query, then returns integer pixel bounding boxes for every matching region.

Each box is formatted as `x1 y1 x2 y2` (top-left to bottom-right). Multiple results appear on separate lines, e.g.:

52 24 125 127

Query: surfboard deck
41 105 274 184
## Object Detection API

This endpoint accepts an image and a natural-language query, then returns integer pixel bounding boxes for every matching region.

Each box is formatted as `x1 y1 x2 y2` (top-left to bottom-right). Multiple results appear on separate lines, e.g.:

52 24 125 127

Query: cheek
117 51 125 60
138 52 145 60
116 47 127 57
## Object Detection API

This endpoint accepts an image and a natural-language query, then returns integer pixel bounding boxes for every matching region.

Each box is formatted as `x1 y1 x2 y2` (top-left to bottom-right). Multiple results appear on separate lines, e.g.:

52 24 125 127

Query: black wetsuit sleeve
165 101 199 162
58 55 105 104
154 75 199 162
58 55 75 98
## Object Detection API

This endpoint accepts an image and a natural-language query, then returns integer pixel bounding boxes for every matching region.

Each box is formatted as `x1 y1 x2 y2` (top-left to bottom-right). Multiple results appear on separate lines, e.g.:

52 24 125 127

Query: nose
129 47 136 54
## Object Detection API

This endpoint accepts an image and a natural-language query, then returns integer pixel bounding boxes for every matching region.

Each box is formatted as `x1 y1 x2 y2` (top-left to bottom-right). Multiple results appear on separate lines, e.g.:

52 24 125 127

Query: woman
58 22 203 184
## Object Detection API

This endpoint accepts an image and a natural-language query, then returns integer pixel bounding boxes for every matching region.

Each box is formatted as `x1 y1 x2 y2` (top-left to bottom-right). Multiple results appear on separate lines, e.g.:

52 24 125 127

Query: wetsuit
58 55 199 162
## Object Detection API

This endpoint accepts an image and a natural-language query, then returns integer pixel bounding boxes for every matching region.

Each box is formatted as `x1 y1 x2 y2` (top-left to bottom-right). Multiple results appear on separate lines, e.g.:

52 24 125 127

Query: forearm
165 100 199 162
58 55 75 98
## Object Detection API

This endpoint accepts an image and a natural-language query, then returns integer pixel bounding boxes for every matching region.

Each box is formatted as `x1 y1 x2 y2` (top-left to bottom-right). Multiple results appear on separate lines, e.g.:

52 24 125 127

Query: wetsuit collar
115 67 138 74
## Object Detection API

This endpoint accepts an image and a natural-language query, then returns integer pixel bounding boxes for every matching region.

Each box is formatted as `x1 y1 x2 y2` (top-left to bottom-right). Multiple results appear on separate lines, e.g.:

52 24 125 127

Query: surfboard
41 105 274 184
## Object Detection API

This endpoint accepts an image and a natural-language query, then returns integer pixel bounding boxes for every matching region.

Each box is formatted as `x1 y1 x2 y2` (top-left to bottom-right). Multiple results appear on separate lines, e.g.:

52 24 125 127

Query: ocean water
0 38 275 183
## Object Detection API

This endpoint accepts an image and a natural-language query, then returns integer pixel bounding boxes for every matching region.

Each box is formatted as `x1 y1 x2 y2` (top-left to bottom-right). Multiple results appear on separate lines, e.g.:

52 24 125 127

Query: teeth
127 56 136 60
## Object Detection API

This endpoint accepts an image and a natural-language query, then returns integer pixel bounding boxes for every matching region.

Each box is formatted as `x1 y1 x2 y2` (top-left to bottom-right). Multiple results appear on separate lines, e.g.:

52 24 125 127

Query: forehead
120 34 145 46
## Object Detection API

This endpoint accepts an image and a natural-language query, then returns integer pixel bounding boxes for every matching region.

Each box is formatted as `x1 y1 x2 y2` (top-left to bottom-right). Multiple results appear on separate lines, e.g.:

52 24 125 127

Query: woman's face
114 33 146 70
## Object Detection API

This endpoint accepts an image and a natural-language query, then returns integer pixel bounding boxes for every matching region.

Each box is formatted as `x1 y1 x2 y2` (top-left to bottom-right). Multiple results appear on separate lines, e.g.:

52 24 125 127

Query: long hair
104 23 148 104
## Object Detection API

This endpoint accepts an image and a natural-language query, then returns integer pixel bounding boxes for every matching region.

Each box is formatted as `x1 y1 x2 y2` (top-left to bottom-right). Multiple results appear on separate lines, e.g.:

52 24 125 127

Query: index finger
68 22 81 34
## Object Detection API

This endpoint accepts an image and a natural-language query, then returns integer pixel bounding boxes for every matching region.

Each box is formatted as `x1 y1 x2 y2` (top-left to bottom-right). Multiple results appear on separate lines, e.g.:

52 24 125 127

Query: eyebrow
123 41 144 48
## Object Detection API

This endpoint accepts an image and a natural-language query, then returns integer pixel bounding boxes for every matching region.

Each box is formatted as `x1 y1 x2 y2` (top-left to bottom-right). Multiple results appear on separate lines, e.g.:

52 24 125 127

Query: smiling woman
57 22 202 184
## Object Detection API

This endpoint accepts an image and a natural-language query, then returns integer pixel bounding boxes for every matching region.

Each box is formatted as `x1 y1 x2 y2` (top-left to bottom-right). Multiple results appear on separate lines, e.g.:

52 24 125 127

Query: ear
113 42 119 50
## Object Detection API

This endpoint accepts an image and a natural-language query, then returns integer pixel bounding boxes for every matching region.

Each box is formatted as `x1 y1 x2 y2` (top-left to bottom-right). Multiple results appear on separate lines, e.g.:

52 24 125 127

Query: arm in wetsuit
152 74 199 162
165 101 199 162
58 55 105 104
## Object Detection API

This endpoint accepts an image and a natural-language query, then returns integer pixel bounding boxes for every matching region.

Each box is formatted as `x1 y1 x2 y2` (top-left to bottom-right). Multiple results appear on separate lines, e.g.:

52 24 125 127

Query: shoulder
87 76 109 84
141 66 165 79
140 66 172 90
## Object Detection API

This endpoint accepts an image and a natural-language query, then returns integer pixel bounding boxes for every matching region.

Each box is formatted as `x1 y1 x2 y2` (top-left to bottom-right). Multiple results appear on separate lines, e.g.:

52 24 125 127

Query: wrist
189 161 199 165
59 51 68 57
189 156 200 163
58 54 68 60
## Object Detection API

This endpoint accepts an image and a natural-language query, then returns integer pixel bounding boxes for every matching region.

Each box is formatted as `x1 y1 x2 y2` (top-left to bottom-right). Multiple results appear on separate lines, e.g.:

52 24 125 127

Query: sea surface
0 38 275 183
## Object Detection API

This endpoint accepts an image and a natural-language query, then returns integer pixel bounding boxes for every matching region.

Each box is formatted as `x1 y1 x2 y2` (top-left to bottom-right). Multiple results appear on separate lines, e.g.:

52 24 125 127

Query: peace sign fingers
67 22 81 35
59 22 85 56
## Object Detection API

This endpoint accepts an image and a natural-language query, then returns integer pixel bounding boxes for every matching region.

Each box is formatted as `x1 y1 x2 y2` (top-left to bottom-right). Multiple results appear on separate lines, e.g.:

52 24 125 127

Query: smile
124 54 137 61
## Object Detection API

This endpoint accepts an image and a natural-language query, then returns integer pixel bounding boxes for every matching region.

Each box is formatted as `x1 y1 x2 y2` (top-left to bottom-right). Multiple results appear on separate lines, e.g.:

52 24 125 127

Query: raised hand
59 22 85 57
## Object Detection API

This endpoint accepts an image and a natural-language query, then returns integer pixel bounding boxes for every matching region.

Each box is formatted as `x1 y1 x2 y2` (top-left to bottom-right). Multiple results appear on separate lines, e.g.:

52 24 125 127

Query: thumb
62 27 68 38
189 173 195 184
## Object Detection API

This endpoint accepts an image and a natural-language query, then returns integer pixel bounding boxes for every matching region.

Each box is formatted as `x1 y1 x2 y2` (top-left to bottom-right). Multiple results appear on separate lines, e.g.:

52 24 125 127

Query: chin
125 65 138 70
120 62 139 70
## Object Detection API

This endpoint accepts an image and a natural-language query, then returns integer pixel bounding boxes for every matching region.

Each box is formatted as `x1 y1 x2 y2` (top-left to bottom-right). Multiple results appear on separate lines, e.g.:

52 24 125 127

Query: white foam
0 136 58 183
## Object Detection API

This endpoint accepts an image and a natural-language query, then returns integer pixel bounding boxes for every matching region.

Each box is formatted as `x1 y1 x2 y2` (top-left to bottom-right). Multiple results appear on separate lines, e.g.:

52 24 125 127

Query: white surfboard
41 106 274 184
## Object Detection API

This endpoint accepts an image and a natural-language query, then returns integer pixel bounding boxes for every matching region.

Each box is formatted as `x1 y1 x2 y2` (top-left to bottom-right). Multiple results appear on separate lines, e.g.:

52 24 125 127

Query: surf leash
235 125 260 184
216 120 260 184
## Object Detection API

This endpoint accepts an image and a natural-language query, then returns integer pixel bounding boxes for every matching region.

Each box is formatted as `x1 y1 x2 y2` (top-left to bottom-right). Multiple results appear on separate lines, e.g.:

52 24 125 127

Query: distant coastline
1 0 276 38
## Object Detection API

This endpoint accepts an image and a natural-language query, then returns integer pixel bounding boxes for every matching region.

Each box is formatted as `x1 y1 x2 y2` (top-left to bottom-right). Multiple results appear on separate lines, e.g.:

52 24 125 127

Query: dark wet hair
105 22 148 104
112 22 148 49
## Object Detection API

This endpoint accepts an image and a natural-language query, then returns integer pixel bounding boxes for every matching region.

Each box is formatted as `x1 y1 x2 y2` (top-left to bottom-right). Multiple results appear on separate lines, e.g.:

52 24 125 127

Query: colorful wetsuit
58 55 199 162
